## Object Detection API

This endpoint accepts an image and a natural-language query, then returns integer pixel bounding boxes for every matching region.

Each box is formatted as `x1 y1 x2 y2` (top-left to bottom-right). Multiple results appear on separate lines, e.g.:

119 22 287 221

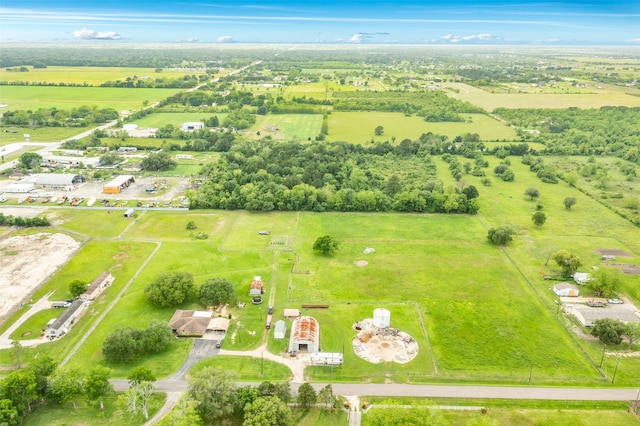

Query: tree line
2 106 118 128
0 213 50 227
190 137 480 214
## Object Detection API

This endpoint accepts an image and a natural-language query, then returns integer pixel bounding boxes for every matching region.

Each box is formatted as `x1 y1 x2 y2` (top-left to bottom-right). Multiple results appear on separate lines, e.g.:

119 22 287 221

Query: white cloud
349 33 363 43
441 33 494 43
625 38 640 43
216 35 233 42
73 27 121 40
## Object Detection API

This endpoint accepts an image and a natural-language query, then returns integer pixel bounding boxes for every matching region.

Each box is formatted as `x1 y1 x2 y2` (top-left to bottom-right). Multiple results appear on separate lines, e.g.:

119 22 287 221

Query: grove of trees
144 272 195 307
102 320 173 362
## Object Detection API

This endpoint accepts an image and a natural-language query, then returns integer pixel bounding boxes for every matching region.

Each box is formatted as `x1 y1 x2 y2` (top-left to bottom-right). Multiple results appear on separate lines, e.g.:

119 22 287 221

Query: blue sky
1 1 639 44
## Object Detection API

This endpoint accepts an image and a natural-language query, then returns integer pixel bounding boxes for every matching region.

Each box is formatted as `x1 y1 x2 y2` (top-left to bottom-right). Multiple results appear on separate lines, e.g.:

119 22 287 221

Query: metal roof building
24 173 85 188
103 175 135 194
569 305 640 327
274 320 287 339
288 316 319 353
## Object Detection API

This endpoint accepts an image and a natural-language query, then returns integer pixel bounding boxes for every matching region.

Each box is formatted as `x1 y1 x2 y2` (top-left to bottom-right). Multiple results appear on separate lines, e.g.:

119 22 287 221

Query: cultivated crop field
445 82 640 110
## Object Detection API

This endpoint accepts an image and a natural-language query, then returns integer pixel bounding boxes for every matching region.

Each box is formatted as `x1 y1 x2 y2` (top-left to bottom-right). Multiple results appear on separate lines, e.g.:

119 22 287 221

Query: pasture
250 113 323 141
445 82 640 110
0 86 183 112
327 112 517 143
0 66 195 85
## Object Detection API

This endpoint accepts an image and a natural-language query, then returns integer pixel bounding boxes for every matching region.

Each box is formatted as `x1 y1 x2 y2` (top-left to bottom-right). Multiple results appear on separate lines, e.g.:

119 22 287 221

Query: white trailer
310 352 343 366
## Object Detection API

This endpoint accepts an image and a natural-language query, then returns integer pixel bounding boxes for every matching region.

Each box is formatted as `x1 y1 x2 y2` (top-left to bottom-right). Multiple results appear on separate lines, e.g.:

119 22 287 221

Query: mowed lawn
0 86 183 112
327 112 517 144
445 82 640 110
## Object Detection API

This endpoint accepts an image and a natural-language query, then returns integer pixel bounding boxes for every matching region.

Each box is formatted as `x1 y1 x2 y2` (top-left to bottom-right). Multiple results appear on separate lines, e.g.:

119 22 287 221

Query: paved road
111 378 640 401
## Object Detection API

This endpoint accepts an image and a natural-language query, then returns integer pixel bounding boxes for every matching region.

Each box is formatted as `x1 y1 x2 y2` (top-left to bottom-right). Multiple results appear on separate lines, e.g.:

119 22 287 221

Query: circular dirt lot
352 318 419 364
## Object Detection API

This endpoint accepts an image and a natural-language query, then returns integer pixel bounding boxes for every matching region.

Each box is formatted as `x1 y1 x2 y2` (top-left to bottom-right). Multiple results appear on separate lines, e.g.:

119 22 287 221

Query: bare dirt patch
0 232 80 320
352 318 419 364
112 252 128 259
596 248 633 257
607 263 640 275
354 260 368 267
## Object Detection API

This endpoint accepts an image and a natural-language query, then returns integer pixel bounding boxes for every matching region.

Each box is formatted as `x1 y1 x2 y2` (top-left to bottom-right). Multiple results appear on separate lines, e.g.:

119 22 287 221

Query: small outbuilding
207 317 230 334
3 183 35 193
103 175 135 194
284 309 300 319
249 276 264 296
273 320 287 339
288 316 319 354
553 282 580 297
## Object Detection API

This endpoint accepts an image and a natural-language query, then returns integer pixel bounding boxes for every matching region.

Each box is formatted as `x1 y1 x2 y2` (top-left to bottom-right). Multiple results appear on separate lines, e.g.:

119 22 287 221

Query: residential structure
45 299 88 339
553 282 580 297
168 310 213 337
83 272 114 301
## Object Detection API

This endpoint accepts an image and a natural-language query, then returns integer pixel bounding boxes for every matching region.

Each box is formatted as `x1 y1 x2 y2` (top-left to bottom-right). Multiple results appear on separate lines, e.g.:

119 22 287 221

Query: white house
181 122 204 132
553 282 580 297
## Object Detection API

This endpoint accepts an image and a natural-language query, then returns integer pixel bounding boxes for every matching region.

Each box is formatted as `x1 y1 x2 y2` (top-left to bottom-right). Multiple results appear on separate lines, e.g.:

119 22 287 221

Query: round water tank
373 308 390 328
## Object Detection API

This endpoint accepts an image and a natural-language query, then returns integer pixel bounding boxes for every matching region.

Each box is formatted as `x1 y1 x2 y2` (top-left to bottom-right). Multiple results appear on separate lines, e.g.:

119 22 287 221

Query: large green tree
158 397 202 426
68 279 88 298
591 318 626 345
243 396 293 426
551 250 582 277
84 366 114 410
524 187 540 200
144 271 195 307
486 226 514 246
199 278 237 307
27 355 57 399
312 235 339 256
0 399 20 426
532 211 546 227
563 196 577 210
18 152 42 170
188 367 237 423
102 327 144 362
143 320 173 353
47 366 84 409
1 370 37 415
119 381 154 420
140 151 177 171
296 382 317 408
590 267 622 297
127 366 156 387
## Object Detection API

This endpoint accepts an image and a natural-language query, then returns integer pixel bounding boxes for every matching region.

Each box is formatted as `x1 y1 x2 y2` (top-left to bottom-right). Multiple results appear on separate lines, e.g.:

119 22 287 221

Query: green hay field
0 66 196 85
0 86 183 112
445 83 640 111
327 112 517 144
250 114 324 141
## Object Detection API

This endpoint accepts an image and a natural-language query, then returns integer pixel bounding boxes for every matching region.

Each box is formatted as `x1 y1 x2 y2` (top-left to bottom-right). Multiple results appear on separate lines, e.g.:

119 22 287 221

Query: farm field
327 112 517 144
0 66 198 85
0 85 183 112
445 82 640 110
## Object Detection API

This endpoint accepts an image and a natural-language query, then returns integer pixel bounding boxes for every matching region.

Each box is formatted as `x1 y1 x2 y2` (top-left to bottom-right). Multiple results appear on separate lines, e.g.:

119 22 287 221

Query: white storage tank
373 308 390 328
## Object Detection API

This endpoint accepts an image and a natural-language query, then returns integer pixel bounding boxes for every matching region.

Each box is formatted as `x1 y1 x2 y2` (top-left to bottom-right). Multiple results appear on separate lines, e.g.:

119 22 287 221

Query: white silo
373 308 390 328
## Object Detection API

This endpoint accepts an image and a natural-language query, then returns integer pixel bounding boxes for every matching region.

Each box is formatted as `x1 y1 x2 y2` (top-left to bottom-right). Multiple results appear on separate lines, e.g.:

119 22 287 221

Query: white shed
274 320 287 339
181 122 204 132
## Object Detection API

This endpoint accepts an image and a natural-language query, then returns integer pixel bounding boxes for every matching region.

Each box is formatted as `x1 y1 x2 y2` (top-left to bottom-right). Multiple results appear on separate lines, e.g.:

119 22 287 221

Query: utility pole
611 359 619 384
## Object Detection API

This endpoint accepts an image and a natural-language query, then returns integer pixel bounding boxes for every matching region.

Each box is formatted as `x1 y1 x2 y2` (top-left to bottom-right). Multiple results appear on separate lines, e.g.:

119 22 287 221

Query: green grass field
250 114 323 141
445 83 640 111
0 66 197 85
189 355 293 381
327 112 517 144
0 126 89 145
0 86 183 112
